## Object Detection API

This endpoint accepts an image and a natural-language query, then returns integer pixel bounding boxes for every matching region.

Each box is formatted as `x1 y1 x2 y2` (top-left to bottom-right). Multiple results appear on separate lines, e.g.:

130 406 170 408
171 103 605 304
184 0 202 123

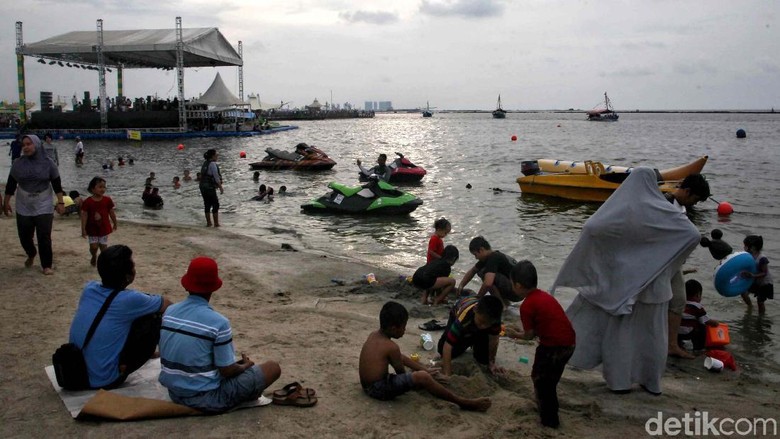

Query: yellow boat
517 156 708 202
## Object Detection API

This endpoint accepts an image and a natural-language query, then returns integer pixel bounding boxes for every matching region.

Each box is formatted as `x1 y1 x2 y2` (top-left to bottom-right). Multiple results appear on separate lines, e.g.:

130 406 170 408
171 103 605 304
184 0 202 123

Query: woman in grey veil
3 134 65 274
550 168 700 394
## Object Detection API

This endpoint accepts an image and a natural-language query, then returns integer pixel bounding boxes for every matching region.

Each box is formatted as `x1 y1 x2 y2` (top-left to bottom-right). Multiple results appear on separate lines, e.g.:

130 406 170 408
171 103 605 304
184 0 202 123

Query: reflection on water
28 111 780 369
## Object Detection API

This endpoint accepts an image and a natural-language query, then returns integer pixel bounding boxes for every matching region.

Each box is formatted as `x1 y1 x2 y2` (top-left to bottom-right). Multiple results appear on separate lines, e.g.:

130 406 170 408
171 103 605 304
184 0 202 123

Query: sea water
5 111 779 374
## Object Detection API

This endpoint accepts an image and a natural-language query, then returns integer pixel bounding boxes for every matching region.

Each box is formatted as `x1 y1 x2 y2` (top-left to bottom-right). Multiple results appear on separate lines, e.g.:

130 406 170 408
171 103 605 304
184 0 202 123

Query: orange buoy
511 135 517 141
717 202 734 216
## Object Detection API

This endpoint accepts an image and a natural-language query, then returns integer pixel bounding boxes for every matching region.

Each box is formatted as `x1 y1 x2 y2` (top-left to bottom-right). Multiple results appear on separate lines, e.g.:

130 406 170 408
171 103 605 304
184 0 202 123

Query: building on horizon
378 101 392 111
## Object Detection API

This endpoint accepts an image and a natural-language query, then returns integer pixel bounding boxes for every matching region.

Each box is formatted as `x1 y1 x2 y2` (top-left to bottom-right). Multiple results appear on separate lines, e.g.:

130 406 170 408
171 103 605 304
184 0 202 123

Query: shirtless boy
359 301 491 411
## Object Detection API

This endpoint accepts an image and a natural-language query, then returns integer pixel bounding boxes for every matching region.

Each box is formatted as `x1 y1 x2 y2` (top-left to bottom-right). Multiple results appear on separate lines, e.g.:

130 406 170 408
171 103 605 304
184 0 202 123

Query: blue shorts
363 372 414 401
169 365 266 413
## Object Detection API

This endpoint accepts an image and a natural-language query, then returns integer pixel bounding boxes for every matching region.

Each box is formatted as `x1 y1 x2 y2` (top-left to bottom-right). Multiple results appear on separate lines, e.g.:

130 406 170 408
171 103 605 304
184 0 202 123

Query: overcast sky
1 0 778 110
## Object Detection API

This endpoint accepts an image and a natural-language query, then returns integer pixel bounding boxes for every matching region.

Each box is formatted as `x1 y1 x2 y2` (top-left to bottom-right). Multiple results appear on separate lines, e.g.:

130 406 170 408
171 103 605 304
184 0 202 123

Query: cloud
619 40 668 50
419 0 505 19
755 57 780 74
339 10 399 25
601 67 655 78
673 61 717 75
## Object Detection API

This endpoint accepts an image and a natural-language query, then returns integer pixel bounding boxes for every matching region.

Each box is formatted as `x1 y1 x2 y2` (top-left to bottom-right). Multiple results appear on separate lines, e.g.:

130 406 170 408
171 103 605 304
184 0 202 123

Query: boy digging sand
505 260 575 428
359 301 491 412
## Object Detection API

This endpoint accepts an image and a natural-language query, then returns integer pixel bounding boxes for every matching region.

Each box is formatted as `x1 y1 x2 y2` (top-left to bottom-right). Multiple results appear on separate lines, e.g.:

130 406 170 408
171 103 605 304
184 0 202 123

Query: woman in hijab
550 168 700 395
3 134 66 275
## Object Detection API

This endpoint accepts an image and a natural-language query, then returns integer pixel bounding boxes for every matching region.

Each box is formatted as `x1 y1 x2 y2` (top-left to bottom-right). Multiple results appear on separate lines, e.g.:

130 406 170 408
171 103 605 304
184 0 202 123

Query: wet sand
1 214 778 438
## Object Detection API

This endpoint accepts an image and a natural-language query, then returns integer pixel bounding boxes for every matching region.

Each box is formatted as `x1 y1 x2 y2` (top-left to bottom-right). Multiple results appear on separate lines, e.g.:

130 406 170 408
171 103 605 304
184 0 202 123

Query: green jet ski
301 178 423 215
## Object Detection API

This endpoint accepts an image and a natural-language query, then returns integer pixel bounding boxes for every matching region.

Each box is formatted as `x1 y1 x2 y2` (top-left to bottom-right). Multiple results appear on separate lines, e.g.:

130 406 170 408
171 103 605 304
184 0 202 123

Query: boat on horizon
586 92 619 122
517 156 708 202
492 95 506 119
422 101 433 117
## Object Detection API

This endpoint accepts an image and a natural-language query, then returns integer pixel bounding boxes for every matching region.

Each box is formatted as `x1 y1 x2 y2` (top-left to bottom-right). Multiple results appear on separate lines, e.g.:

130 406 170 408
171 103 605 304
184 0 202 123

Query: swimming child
81 177 117 266
128 155 135 165
741 235 773 315
679 279 720 350
252 171 260 182
358 301 491 412
143 187 164 209
117 156 125 166
183 169 192 182
266 187 275 202
278 185 287 195
251 184 269 201
173 176 181 189
195 172 201 181
413 245 459 305
427 217 452 263
149 171 156 181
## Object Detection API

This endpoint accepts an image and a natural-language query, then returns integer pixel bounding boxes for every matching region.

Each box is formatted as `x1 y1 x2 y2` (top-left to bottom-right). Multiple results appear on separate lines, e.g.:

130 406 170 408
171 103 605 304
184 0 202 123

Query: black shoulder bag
52 288 121 390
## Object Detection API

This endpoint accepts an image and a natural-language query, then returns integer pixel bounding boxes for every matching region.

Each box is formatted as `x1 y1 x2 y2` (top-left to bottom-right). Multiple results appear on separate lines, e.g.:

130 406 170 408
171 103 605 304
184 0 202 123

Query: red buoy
177 144 184 150
240 151 247 158
511 135 518 141
717 202 734 216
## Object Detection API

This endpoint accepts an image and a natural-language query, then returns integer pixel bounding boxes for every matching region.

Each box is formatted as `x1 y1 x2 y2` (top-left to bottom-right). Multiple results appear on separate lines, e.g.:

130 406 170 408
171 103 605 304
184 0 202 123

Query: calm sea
6 111 779 375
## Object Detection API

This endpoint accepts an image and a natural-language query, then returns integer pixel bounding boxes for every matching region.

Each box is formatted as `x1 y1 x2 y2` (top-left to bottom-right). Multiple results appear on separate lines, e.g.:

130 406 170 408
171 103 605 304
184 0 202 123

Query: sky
1 0 778 111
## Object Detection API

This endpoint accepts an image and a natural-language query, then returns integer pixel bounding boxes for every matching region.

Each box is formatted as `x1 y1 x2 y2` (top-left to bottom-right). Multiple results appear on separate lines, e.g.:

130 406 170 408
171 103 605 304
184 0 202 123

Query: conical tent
194 72 244 106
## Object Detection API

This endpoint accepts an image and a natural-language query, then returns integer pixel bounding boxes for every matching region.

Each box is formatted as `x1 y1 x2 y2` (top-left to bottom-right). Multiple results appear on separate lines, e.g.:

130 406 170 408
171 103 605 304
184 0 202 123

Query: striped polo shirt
159 295 235 397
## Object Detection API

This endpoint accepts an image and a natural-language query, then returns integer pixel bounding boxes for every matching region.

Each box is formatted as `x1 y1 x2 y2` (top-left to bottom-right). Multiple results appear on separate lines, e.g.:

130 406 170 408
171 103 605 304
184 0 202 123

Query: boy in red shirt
426 217 451 263
505 260 575 429
81 177 117 266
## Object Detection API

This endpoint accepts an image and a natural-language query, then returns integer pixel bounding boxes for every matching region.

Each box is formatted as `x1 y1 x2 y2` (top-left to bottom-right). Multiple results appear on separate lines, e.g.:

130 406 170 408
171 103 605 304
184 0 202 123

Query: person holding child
741 235 773 315
457 236 519 306
678 279 719 351
504 260 575 429
427 217 451 263
359 301 491 411
437 295 505 379
159 257 282 413
413 245 459 305
69 245 171 389
80 177 117 266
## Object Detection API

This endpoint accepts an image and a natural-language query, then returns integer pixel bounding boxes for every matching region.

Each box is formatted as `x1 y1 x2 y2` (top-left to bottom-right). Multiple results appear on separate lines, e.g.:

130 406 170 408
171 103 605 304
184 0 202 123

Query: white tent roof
21 28 242 68
247 94 283 111
194 73 244 106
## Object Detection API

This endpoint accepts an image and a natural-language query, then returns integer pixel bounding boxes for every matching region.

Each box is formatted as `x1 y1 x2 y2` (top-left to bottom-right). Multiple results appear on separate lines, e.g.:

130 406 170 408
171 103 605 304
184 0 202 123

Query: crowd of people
1 135 774 429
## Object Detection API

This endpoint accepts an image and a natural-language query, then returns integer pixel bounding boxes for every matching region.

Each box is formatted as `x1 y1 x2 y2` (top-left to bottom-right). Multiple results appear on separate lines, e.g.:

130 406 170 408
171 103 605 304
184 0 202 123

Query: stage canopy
193 72 244 106
19 28 242 68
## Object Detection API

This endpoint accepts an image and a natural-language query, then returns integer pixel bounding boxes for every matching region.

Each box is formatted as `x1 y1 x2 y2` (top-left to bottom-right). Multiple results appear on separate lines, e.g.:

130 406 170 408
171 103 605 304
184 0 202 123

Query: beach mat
45 358 267 420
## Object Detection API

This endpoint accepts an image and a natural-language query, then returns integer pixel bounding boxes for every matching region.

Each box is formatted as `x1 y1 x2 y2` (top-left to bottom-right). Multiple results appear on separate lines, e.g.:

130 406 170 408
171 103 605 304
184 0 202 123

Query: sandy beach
1 213 779 438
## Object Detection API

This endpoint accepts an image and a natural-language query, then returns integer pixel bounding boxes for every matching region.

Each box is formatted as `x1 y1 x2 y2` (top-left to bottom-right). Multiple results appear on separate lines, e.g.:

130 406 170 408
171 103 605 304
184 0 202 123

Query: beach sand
1 214 778 438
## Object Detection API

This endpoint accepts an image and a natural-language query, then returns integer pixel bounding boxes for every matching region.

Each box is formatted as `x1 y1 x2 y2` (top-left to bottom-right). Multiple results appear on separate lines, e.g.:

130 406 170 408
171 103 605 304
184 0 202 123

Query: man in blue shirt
159 256 281 413
69 245 171 388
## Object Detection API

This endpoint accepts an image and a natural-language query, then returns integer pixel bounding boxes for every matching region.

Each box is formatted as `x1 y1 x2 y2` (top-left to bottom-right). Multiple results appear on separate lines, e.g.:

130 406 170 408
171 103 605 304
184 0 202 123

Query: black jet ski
301 178 422 215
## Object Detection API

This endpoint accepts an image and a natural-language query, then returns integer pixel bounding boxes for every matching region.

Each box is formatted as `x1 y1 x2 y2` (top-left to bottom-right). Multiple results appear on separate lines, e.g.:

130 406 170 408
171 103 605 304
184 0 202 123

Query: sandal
271 382 316 399
418 319 446 331
271 384 318 408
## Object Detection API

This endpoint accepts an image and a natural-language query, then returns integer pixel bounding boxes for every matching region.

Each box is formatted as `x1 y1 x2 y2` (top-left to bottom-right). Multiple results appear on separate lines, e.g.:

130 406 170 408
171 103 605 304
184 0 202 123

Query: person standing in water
199 149 223 227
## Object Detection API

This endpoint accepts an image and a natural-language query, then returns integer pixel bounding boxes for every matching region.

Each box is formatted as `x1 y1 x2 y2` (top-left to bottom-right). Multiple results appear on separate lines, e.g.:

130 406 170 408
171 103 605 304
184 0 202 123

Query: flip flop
418 319 446 331
271 382 316 399
272 387 318 408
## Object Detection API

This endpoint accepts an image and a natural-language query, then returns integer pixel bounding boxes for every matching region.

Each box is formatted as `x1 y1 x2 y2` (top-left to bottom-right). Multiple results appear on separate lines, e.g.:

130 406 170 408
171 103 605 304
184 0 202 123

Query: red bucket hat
181 257 223 294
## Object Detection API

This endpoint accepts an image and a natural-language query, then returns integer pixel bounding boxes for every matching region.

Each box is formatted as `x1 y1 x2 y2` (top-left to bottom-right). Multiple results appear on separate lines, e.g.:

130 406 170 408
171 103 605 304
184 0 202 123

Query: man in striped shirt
159 257 281 413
